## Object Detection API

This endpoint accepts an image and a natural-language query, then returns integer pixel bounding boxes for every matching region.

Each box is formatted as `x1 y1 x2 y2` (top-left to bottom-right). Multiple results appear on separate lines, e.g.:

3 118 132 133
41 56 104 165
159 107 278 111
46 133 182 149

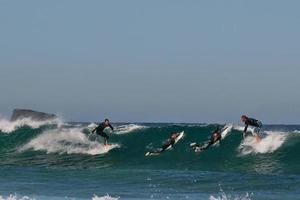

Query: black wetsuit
243 118 261 133
160 138 175 152
201 131 221 150
92 122 114 140
151 138 176 154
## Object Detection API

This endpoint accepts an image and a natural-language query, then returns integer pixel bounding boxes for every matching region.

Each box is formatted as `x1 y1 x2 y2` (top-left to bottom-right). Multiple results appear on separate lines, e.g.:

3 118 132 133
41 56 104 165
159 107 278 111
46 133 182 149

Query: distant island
10 109 57 121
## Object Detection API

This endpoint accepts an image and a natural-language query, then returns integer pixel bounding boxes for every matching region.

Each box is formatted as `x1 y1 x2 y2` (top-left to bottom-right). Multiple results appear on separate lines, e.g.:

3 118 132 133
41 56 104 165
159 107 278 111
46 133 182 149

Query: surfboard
213 125 233 146
190 125 233 152
166 131 184 150
145 131 184 156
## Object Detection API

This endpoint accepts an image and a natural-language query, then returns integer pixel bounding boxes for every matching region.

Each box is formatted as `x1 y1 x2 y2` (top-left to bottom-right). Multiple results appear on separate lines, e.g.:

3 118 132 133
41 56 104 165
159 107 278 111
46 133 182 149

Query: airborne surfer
91 118 114 146
240 115 262 142
191 127 226 152
146 133 179 156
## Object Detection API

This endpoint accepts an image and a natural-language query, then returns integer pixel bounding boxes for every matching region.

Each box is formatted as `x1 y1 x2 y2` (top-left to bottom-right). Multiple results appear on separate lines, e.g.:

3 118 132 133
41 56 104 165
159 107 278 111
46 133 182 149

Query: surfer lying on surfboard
191 127 227 152
91 118 114 146
146 133 180 156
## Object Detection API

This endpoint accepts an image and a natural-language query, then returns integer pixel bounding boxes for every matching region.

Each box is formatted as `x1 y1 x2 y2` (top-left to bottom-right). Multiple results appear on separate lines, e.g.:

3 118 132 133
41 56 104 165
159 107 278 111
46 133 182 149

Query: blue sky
0 1 300 123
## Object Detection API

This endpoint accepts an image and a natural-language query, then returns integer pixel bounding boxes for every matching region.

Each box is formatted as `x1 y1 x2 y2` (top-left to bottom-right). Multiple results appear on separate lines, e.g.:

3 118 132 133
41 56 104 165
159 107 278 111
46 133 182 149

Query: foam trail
114 124 147 134
92 195 119 200
239 131 287 155
20 128 120 155
0 117 62 133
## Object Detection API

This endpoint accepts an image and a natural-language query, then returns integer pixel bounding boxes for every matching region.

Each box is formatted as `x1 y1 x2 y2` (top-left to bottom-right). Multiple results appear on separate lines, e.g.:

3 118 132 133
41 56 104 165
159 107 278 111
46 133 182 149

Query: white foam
92 195 119 200
209 186 252 200
209 193 251 200
0 195 34 200
114 124 147 134
239 131 287 155
20 128 120 155
88 123 98 129
0 117 62 134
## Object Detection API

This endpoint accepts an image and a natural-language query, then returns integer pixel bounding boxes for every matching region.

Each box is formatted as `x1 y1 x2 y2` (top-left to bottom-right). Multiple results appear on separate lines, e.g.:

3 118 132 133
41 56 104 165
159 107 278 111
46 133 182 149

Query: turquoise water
0 120 300 200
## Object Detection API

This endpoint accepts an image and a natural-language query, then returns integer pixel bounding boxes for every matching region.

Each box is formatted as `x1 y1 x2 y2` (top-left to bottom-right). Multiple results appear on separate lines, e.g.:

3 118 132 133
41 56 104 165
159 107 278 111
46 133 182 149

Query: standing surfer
240 115 262 142
92 118 114 146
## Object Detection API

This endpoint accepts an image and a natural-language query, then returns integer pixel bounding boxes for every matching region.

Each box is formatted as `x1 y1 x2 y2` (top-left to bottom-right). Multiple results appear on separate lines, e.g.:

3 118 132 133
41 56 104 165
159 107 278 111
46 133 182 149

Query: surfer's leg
160 145 169 152
99 132 109 145
201 142 213 150
253 121 262 142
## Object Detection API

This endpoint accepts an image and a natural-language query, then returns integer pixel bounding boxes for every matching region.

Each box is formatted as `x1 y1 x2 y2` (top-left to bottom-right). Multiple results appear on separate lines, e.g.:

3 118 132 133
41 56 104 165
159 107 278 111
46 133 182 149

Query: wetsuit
201 131 221 150
243 118 262 136
192 129 222 152
92 122 114 141
151 138 176 154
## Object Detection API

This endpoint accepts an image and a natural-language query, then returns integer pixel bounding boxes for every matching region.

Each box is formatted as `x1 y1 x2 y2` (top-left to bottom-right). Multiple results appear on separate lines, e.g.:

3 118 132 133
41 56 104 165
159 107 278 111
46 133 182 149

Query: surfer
147 133 179 155
191 127 225 152
241 115 262 142
91 118 114 146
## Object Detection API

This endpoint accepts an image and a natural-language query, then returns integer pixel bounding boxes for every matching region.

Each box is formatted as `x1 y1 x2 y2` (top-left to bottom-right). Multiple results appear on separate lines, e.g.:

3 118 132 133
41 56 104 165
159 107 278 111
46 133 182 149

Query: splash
239 131 287 155
209 193 252 200
92 195 119 200
20 128 120 155
209 186 252 200
0 195 34 200
0 117 61 133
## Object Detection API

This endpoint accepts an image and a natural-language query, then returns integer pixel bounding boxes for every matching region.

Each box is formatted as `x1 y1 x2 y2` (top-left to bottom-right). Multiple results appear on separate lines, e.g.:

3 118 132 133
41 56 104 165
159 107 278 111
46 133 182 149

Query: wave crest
0 117 61 133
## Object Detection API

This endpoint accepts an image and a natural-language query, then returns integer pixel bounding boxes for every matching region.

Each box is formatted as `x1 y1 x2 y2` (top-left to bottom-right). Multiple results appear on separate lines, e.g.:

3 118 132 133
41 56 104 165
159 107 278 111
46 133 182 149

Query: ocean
0 118 299 200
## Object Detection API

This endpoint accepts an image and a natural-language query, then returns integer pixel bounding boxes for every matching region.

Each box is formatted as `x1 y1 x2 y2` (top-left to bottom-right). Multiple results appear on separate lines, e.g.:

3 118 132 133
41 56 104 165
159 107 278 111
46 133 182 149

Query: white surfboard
190 125 233 151
166 131 184 150
213 125 233 146
145 131 184 156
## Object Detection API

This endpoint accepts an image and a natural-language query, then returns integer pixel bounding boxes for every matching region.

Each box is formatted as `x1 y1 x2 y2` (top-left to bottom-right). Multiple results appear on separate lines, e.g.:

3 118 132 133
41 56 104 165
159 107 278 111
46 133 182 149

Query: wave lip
114 124 147 134
20 128 120 155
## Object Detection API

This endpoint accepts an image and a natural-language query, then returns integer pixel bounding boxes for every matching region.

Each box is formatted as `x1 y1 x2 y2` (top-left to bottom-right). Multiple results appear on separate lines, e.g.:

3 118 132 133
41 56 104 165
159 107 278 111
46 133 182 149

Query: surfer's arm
108 124 114 131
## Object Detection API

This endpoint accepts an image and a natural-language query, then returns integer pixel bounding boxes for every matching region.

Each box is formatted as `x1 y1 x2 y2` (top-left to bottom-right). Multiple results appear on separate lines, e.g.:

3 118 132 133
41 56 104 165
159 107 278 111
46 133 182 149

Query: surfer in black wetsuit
241 115 262 142
148 133 178 155
91 118 114 145
191 127 225 152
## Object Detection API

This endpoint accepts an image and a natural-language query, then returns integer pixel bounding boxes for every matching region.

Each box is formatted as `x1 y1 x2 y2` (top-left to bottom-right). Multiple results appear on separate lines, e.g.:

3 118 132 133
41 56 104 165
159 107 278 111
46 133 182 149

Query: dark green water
0 120 299 199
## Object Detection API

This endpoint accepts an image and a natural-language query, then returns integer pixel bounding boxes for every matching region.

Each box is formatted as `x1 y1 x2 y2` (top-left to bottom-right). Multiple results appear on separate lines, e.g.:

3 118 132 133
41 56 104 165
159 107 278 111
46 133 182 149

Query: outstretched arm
108 123 114 131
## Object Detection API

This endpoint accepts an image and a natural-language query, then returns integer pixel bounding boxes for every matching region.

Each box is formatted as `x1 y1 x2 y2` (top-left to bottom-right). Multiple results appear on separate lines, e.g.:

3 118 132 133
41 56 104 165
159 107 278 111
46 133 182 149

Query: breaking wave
20 128 120 155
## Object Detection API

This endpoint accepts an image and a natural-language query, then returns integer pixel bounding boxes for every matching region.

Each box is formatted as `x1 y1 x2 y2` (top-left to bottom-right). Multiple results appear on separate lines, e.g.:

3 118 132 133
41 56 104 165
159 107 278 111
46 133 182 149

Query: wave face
0 121 300 174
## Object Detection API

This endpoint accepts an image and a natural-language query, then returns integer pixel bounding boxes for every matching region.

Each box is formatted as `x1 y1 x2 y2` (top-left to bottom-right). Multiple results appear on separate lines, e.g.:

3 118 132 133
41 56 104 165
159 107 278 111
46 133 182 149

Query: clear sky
0 1 300 123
